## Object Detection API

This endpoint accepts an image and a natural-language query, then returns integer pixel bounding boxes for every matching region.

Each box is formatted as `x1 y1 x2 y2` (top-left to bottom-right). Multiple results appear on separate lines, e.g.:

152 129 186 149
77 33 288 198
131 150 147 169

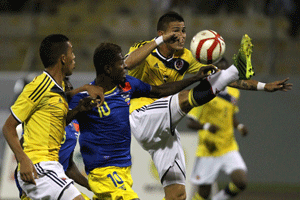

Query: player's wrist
154 36 164 46
257 82 266 91
203 123 211 131
237 123 244 131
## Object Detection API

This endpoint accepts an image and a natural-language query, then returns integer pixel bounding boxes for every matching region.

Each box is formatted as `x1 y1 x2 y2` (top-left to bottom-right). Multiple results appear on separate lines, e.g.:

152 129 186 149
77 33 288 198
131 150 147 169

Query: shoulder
227 87 240 98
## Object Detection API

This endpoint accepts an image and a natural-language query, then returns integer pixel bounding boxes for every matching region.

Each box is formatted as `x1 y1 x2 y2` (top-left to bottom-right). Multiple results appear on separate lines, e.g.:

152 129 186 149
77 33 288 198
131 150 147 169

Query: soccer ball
190 30 226 64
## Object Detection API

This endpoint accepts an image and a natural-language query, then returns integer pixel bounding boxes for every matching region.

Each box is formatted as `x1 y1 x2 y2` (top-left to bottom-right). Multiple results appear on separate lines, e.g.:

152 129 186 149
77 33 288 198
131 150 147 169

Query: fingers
96 95 104 107
21 172 37 185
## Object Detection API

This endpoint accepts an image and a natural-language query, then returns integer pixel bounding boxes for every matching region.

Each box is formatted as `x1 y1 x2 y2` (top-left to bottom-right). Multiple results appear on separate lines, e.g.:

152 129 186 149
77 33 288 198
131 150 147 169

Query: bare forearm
229 80 258 90
2 123 26 162
66 160 90 190
149 76 200 98
66 85 88 99
125 40 157 70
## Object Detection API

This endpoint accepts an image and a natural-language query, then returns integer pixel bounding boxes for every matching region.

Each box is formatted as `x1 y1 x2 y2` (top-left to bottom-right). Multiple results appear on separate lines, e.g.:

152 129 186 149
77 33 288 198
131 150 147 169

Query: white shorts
190 151 247 185
17 161 80 200
130 94 187 184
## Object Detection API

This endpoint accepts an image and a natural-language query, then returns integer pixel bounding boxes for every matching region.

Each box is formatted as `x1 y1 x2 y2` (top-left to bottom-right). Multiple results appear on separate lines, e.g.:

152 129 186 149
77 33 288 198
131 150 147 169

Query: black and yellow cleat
233 34 255 80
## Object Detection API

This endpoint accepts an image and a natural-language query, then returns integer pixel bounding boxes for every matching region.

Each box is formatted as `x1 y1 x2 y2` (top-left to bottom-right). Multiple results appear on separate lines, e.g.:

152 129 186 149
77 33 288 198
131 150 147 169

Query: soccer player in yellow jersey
2 34 103 200
187 57 249 200
125 11 292 200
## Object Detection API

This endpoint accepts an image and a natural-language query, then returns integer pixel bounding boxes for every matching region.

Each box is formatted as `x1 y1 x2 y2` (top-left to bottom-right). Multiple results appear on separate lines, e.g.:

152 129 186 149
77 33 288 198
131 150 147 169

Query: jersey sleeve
126 76 151 98
187 106 203 122
126 40 151 80
11 82 43 123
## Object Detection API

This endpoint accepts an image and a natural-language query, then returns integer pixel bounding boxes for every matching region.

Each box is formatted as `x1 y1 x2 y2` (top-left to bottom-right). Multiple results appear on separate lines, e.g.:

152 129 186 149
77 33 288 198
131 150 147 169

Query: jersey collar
43 71 64 91
155 48 174 62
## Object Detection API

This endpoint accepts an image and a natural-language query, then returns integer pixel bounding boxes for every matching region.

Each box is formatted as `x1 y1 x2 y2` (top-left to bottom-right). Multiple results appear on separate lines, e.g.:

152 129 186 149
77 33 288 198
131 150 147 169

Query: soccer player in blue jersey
68 39 270 199
3 34 104 200
68 43 219 199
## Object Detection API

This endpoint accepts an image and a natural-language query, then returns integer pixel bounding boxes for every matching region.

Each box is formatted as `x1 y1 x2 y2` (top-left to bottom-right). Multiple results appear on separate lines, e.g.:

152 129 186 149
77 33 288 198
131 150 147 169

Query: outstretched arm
125 33 179 70
67 85 104 106
229 78 292 92
148 65 216 98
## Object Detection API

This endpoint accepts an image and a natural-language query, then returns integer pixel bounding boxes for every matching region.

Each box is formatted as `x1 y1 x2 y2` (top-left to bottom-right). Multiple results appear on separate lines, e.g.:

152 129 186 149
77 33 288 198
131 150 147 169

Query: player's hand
162 32 179 44
264 78 293 92
85 85 104 107
196 65 217 80
238 125 248 137
19 156 38 184
208 124 220 133
77 97 99 112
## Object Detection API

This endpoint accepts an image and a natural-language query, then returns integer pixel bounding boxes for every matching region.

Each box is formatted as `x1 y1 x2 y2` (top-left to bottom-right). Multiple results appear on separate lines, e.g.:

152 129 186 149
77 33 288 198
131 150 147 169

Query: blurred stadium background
0 0 299 199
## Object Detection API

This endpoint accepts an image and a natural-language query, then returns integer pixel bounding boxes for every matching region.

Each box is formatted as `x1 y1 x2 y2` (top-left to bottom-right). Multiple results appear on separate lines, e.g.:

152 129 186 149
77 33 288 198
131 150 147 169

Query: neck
157 44 175 59
95 74 117 93
45 66 64 87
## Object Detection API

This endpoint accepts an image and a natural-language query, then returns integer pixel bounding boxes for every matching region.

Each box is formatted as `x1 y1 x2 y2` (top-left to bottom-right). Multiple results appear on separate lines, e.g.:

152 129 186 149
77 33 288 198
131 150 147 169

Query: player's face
112 53 127 84
63 41 76 76
165 21 186 50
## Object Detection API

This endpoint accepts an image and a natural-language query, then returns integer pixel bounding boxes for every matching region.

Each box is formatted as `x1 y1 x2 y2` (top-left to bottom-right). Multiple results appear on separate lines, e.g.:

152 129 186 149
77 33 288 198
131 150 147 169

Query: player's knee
166 191 186 200
165 186 186 200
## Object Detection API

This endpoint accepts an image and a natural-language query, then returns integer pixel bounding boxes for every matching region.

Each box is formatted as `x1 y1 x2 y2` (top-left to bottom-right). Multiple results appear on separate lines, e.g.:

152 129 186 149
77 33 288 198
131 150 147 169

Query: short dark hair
39 34 69 68
157 11 184 31
93 43 122 76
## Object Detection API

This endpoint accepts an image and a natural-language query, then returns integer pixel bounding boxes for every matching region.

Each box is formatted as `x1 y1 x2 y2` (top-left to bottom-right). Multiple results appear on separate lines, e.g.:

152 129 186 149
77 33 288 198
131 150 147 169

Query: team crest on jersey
174 59 184 70
121 82 132 92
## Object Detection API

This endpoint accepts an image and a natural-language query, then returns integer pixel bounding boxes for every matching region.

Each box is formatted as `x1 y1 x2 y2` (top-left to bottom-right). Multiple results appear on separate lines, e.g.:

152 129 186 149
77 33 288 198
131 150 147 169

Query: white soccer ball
190 30 226 64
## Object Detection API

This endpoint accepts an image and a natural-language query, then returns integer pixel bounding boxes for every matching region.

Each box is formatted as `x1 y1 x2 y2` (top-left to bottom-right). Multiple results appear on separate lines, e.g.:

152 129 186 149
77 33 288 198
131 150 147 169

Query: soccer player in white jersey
2 34 104 200
125 11 292 200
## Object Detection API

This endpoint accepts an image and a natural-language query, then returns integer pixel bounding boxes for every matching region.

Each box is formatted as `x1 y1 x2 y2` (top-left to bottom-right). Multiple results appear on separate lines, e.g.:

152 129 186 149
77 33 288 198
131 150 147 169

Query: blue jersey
59 119 80 171
69 75 151 173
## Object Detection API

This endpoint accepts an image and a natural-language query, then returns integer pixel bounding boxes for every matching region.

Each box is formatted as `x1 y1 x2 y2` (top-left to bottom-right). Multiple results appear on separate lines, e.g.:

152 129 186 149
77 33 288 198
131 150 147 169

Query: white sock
212 190 231 200
207 65 239 94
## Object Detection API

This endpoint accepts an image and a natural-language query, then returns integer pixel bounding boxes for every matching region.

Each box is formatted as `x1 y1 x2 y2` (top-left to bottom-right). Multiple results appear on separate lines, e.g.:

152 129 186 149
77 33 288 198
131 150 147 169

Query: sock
188 65 239 107
212 190 230 200
192 192 206 200
207 65 239 94
212 182 241 200
225 182 241 196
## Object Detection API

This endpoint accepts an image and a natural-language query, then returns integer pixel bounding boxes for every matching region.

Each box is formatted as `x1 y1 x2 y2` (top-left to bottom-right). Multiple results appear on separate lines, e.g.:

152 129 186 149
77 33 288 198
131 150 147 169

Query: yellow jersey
188 87 240 157
127 40 205 113
11 71 68 164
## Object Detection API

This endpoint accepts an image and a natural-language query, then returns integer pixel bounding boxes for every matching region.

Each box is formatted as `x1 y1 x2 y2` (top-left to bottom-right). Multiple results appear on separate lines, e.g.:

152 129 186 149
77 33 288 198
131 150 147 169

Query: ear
60 54 66 65
157 30 164 36
104 65 111 75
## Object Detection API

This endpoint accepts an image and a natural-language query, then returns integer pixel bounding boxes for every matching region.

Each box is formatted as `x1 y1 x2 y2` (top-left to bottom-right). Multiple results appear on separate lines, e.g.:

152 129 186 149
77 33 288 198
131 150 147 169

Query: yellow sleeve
126 40 151 80
187 106 203 122
229 87 240 114
11 80 43 123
